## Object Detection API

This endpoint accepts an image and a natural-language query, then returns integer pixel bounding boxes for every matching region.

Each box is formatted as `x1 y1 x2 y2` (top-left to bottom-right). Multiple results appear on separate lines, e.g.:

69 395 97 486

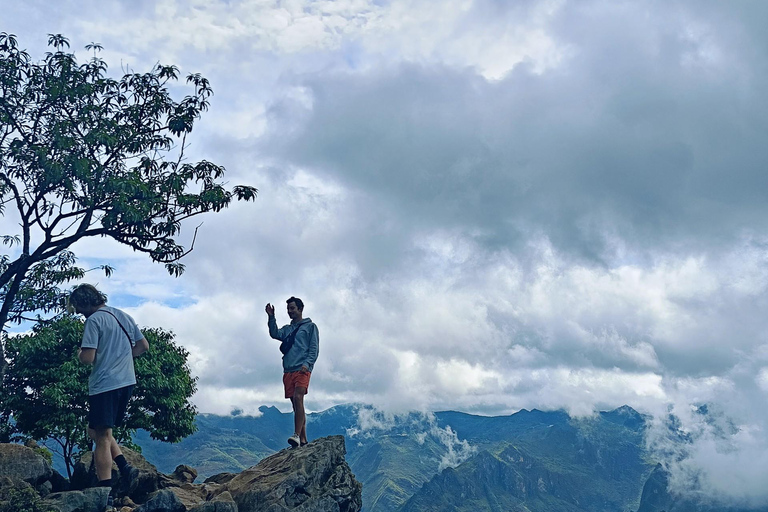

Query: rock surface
71 446 160 501
135 489 186 512
0 443 53 485
172 465 198 484
0 437 362 512
43 486 111 512
214 435 362 512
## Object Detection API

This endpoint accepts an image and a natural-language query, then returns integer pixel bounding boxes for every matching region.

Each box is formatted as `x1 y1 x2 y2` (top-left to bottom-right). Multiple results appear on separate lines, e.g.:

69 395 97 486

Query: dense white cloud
4 0 768 504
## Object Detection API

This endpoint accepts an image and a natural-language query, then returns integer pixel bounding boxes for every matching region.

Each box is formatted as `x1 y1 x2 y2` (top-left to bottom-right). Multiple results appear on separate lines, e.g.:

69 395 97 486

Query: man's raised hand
265 303 275 316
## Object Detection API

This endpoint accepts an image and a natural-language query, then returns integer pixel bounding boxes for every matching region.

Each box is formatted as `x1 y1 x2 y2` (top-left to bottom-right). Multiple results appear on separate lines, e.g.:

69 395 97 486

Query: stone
134 489 186 512
204 473 237 485
68 452 95 491
214 435 362 512
121 496 137 507
42 486 111 512
188 491 238 512
164 482 209 509
36 479 52 497
0 443 53 486
189 501 239 512
49 469 71 493
172 464 198 483
71 446 159 502
24 435 358 512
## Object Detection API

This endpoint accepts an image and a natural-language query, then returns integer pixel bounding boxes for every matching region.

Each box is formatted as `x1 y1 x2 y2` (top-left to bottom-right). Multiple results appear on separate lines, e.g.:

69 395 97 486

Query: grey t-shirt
81 306 145 395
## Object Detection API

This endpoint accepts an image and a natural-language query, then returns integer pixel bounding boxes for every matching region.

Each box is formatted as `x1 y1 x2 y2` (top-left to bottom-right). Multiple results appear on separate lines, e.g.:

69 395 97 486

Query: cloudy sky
4 0 768 504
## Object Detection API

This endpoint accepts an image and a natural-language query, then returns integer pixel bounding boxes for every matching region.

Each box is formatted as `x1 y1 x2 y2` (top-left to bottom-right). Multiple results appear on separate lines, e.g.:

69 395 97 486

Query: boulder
68 452 94 491
162 482 209 510
71 446 159 502
0 443 53 486
50 469 71 493
4 436 359 512
188 491 238 512
36 479 53 497
215 435 362 512
42 486 111 512
172 464 198 484
135 489 185 512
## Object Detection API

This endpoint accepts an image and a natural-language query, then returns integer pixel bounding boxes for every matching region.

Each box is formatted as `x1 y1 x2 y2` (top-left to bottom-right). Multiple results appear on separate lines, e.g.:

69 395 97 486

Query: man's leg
89 427 115 482
110 438 122 459
88 386 136 484
293 388 307 443
110 385 135 479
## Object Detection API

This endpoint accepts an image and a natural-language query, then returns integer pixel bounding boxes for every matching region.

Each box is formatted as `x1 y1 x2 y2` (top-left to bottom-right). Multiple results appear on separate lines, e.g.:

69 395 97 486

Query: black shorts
88 385 134 429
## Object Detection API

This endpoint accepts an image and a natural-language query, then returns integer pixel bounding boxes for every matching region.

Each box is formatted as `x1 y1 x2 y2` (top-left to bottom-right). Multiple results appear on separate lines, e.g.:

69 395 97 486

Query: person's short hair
286 296 304 311
68 284 107 311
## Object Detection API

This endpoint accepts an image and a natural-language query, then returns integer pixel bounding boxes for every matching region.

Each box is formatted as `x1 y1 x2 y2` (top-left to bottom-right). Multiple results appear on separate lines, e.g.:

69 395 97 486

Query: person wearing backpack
70 284 148 512
265 296 319 448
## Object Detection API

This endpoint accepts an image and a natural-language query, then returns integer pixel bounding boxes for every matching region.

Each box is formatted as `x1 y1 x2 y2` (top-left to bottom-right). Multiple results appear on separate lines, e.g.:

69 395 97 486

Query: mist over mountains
124 404 766 512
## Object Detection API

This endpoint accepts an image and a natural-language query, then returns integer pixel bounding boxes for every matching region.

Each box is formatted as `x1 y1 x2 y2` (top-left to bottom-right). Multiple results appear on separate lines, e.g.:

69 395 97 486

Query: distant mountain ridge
129 404 760 512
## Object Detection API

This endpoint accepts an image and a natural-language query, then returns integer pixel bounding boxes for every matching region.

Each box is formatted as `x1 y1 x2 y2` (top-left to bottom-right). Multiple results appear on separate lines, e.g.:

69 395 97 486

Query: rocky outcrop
0 443 53 486
0 436 362 512
213 436 362 512
44 487 111 512
71 445 160 501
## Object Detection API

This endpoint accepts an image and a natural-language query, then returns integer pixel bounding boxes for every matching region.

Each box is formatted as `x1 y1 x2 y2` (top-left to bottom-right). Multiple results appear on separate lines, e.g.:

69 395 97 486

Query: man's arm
132 337 149 357
267 312 291 340
267 314 280 339
79 318 99 364
78 347 96 365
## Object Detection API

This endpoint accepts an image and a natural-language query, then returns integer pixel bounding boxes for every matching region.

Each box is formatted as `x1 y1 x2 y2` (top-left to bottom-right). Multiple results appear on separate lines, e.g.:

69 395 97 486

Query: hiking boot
287 434 300 448
120 463 139 484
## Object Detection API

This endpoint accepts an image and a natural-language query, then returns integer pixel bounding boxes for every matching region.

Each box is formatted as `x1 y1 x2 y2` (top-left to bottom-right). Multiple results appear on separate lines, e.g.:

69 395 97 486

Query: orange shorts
283 370 311 399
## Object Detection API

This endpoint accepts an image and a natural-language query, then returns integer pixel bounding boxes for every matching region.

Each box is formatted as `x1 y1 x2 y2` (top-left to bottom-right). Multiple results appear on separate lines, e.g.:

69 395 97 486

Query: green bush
0 484 56 512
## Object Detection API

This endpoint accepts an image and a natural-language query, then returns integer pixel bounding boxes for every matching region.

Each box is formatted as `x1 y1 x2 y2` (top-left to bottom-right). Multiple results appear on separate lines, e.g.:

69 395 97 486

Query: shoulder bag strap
94 309 133 347
279 322 307 354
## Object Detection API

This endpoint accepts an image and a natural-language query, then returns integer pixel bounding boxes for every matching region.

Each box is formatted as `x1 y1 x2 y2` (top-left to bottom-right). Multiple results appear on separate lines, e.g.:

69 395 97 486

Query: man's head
286 296 304 322
68 284 107 317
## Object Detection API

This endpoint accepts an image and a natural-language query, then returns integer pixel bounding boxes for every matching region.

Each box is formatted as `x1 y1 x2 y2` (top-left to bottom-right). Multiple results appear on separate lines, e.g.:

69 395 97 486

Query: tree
0 33 257 381
1 315 198 478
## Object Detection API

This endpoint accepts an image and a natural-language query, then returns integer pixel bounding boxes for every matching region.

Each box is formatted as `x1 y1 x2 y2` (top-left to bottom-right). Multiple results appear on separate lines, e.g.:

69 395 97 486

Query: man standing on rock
70 284 148 511
266 297 319 448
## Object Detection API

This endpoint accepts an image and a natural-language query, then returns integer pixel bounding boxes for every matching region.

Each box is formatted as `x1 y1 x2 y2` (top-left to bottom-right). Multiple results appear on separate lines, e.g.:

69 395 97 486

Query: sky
3 0 768 505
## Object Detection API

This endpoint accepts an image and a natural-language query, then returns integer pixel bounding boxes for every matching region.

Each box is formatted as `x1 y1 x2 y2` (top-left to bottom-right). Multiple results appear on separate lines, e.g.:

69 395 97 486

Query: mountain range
127 404 762 512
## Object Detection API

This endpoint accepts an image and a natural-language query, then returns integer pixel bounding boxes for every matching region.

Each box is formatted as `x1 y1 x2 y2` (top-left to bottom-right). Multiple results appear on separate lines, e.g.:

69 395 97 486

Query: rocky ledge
0 435 362 512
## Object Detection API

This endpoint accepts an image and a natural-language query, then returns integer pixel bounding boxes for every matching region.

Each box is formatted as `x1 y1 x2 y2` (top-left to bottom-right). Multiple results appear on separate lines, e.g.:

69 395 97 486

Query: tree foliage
0 32 256 378
1 315 198 477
